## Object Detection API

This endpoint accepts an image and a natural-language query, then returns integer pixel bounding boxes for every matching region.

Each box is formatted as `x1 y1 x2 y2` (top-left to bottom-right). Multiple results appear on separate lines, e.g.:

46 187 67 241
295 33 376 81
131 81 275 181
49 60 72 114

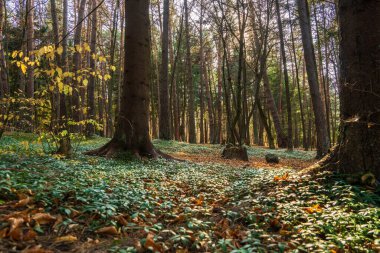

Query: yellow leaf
58 82 64 92
20 63 27 74
83 79 88 86
110 65 116 71
56 46 63 55
83 43 91 52
56 67 63 77
55 235 77 243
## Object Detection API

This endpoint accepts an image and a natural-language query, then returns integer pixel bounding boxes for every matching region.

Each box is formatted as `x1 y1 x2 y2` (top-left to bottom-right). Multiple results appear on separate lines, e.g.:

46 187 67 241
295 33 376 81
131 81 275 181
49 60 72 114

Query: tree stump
265 154 279 164
221 144 249 161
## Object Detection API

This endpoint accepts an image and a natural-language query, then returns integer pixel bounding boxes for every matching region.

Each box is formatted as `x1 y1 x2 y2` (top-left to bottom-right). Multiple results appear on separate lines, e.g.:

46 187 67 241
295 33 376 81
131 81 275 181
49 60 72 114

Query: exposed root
84 139 184 162
299 145 339 175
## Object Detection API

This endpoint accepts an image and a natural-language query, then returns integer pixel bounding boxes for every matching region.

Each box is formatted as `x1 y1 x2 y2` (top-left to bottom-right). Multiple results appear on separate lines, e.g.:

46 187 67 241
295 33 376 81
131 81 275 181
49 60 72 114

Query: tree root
84 139 184 162
299 145 339 176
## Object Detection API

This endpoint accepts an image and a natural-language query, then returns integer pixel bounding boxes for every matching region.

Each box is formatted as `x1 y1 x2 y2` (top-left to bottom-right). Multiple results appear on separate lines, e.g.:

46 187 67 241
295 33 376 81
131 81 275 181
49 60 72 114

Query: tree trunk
0 0 9 99
325 0 380 178
275 0 293 151
72 0 86 132
185 0 196 143
26 0 34 99
297 0 330 158
86 0 97 136
263 68 287 148
159 0 171 140
86 0 164 159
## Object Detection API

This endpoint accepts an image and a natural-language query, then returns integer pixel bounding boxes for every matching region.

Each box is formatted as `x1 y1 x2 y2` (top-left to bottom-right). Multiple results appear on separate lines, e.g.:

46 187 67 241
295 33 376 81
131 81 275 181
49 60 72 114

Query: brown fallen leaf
114 215 128 226
55 235 78 243
21 245 54 253
145 233 162 253
95 226 119 235
9 227 23 240
24 229 38 241
8 217 24 233
274 173 289 182
32 213 56 225
0 227 8 239
14 196 31 208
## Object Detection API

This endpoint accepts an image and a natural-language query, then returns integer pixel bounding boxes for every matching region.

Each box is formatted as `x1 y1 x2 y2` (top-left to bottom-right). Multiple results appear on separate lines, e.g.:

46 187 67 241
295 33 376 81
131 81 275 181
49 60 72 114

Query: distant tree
297 0 330 158
159 0 171 140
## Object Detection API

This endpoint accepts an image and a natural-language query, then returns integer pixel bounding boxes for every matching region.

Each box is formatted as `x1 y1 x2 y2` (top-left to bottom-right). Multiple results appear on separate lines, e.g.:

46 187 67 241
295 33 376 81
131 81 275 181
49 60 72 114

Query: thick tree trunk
297 0 330 158
86 0 166 159
159 0 171 140
325 0 380 178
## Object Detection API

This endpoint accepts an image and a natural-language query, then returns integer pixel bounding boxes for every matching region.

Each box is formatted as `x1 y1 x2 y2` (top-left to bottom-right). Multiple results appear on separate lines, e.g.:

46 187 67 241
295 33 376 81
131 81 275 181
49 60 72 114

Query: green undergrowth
153 139 316 160
0 134 379 252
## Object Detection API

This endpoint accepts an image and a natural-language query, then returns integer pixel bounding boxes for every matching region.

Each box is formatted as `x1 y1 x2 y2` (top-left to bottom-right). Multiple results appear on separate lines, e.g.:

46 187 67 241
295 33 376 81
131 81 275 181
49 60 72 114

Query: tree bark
159 0 171 140
297 0 330 158
86 0 165 159
185 0 196 143
275 0 293 151
326 0 380 178
86 0 97 136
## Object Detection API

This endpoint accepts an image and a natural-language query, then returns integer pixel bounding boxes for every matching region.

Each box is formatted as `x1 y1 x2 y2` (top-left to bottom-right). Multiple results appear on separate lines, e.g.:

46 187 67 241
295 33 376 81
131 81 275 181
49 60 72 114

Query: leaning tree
309 0 380 178
87 0 161 158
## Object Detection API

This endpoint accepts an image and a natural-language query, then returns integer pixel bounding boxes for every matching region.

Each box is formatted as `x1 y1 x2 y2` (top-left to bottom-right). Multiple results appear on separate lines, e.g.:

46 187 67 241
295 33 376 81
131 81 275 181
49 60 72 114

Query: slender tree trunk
297 0 330 158
159 0 171 140
87 0 97 136
0 0 9 99
26 0 34 99
184 0 196 143
275 0 293 151
72 0 86 132
263 68 287 148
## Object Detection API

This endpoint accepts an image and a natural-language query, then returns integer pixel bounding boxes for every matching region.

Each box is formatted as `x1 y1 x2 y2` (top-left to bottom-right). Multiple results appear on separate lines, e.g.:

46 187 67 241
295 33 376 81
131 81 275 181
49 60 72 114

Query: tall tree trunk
159 0 171 140
57 0 72 155
275 0 293 151
87 0 163 158
322 0 380 178
0 0 8 99
72 0 86 132
184 0 196 143
297 0 330 158
263 68 287 148
107 0 119 137
87 0 97 136
26 0 34 99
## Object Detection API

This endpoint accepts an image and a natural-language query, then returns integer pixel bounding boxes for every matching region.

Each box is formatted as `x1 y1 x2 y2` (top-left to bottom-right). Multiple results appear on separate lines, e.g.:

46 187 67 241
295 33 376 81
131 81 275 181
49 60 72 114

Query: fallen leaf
8 217 24 233
21 245 54 253
305 204 323 214
0 228 8 239
14 196 31 207
274 173 289 182
95 226 119 235
9 227 23 240
145 233 162 253
24 229 37 241
55 235 78 243
32 213 56 225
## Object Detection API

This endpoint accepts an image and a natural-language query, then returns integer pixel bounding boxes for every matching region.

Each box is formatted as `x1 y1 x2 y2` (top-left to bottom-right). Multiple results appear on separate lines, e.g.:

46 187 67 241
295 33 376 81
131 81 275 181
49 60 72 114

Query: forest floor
0 133 379 253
